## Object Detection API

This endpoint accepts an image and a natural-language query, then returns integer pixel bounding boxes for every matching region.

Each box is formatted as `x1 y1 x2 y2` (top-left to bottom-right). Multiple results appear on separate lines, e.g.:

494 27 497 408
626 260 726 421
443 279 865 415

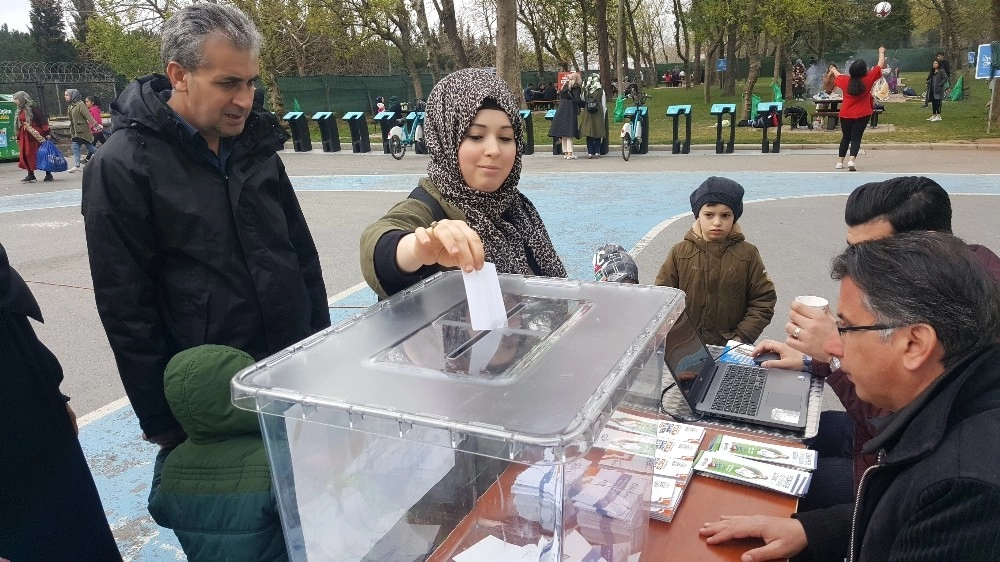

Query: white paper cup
795 295 829 310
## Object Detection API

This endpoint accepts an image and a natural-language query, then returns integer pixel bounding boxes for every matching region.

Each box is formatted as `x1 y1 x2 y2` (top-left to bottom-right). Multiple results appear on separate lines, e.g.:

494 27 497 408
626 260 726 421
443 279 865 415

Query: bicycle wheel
389 135 405 160
414 125 426 154
622 132 631 161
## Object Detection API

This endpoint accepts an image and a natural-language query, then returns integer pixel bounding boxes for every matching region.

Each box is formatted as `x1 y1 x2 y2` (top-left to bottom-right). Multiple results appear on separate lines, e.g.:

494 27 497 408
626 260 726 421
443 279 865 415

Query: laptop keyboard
711 365 768 416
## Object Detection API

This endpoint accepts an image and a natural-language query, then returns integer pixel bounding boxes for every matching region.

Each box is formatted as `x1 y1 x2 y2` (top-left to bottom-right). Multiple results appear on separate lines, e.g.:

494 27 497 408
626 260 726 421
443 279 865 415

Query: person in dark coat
547 72 583 159
82 3 330 450
702 231 1000 562
542 82 557 102
0 242 123 562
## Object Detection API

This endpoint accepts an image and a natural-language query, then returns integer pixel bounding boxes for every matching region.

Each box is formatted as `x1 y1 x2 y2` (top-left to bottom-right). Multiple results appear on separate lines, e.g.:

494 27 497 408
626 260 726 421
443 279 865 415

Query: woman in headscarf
791 59 807 100
580 73 606 158
547 71 583 159
63 88 100 172
361 68 566 299
12 91 52 183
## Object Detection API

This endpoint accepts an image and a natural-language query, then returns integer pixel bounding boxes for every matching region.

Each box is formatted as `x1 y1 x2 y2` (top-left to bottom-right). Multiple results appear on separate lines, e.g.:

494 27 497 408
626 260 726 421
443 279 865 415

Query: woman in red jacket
12 91 53 183
828 46 885 171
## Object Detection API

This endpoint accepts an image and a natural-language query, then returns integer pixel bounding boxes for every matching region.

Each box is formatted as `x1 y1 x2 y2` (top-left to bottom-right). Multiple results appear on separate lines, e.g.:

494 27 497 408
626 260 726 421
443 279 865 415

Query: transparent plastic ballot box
232 272 685 561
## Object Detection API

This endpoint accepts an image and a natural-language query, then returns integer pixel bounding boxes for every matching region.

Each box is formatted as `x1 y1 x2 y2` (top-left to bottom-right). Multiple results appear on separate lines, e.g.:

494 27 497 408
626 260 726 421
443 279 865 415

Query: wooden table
642 428 799 561
428 427 800 561
812 96 842 130
527 99 556 111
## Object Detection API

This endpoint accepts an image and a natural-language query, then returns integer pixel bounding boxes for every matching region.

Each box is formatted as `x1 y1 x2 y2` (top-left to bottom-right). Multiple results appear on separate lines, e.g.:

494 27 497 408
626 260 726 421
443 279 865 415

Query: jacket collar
111 74 288 159
864 344 1000 464
685 221 745 248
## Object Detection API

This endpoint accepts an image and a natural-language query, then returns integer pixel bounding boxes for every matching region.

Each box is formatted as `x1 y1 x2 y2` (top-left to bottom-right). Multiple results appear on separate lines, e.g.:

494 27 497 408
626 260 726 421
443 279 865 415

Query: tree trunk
396 4 424 99
412 0 442 80
994 0 1000 38
693 40 701 89
724 25 736 96
741 54 761 121
433 0 470 67
616 0 625 88
496 0 521 105
596 0 612 100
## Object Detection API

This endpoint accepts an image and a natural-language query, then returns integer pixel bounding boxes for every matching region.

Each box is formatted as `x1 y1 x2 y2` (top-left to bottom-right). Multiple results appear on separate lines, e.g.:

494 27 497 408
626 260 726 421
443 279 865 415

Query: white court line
77 396 131 428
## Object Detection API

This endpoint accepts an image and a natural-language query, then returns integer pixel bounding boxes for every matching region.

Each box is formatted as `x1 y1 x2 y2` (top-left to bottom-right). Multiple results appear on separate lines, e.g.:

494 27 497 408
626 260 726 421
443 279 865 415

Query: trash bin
519 109 534 155
709 104 737 154
232 272 683 562
374 111 398 154
0 94 20 162
543 108 560 155
342 112 371 153
665 104 692 154
312 111 341 153
282 111 312 152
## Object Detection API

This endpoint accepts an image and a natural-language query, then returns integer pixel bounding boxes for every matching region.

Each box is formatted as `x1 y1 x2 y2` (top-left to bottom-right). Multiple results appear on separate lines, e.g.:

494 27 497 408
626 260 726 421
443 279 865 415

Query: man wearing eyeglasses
700 231 1000 561
758 176 1000 512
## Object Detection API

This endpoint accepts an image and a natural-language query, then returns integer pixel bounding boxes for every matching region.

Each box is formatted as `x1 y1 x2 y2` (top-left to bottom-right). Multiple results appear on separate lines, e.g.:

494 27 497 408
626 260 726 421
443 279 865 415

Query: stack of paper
596 411 706 522
511 457 591 529
693 434 814 497
572 467 648 556
708 434 818 471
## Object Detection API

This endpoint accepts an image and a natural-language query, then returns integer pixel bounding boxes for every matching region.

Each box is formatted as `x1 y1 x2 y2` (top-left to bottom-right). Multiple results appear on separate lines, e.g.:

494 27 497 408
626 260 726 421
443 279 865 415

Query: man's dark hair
831 231 1000 367
845 176 952 234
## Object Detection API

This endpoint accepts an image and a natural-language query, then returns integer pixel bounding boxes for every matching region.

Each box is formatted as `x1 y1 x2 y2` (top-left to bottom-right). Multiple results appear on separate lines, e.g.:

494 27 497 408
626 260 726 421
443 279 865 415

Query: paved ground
2 143 999 560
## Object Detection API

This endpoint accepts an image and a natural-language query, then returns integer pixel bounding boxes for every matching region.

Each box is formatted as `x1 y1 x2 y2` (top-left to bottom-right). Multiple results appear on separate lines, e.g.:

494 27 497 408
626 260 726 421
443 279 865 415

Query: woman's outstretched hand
409 219 485 273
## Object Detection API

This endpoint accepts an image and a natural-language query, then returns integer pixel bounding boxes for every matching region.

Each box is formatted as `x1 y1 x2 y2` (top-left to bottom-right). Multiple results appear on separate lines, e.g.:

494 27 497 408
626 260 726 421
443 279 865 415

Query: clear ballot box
232 272 684 561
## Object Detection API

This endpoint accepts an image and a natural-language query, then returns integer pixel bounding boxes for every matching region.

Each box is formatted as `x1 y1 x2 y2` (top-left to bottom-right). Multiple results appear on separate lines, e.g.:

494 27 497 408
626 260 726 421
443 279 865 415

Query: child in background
593 243 640 284
654 177 776 346
148 345 287 562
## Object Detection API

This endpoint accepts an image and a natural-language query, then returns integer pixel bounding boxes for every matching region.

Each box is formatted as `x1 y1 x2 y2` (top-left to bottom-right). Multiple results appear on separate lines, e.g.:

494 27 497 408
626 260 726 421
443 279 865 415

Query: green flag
292 98 301 112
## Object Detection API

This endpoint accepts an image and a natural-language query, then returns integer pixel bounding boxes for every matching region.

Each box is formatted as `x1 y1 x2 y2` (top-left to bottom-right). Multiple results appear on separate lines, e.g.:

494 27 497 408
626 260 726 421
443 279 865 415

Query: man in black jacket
700 231 1000 562
82 3 329 449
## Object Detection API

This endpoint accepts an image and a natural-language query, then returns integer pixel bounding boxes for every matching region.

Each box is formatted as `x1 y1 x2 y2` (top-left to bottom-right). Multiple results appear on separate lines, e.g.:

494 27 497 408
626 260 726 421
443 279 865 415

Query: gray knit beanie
690 176 745 221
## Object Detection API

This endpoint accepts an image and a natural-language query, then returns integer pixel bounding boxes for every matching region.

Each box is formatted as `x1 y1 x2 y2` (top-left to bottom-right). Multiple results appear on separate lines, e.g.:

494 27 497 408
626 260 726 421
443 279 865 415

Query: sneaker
20 174 36 183
835 163 843 169
932 115 942 121
67 166 81 173
848 160 857 171
926 116 934 121
43 172 54 182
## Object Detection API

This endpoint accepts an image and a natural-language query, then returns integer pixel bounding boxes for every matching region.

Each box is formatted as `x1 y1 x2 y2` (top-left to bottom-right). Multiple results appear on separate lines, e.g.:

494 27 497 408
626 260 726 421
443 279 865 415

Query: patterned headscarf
423 68 566 278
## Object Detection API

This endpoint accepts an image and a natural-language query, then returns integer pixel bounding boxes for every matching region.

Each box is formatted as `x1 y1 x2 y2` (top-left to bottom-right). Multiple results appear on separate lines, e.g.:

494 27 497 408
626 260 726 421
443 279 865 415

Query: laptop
662 312 811 430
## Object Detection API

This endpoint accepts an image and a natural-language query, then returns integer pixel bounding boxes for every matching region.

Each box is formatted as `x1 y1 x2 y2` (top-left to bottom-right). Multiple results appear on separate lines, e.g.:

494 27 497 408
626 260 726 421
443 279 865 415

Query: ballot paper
462 262 507 331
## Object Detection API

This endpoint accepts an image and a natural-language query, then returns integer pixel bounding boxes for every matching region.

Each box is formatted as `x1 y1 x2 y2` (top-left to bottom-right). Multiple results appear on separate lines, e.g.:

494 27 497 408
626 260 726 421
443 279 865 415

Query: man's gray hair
161 3 262 72
831 231 1000 368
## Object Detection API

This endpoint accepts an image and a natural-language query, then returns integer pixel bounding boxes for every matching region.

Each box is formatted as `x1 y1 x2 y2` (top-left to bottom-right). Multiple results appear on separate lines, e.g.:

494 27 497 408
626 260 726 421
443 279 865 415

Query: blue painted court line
25 170 1000 561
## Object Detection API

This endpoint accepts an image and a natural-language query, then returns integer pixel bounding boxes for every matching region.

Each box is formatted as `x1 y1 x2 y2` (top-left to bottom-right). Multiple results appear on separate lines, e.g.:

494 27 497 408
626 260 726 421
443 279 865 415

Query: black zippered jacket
795 344 1000 561
82 75 329 439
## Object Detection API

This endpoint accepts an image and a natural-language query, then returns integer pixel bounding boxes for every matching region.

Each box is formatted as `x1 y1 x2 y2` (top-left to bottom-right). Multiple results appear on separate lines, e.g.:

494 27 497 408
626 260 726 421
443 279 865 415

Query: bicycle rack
374 111 398 154
342 112 371 153
756 101 783 153
665 104 692 154
519 109 534 155
544 108 561 155
312 112 341 153
710 104 737 154
282 111 312 152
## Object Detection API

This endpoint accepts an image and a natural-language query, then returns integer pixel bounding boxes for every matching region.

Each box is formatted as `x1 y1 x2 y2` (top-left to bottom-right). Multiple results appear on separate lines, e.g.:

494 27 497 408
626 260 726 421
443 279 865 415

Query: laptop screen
662 312 715 405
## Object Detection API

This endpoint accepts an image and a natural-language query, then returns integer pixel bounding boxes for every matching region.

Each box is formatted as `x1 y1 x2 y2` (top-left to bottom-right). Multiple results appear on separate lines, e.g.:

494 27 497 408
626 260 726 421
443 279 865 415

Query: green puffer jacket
654 222 776 346
147 345 287 562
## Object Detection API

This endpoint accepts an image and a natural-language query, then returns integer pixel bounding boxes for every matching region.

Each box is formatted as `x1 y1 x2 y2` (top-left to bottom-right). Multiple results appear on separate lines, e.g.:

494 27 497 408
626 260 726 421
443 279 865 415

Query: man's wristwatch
802 354 813 374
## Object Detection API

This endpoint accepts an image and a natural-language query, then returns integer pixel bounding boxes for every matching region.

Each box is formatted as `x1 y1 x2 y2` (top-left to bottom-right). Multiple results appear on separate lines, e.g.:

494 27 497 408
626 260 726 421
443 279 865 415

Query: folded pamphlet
693 451 812 497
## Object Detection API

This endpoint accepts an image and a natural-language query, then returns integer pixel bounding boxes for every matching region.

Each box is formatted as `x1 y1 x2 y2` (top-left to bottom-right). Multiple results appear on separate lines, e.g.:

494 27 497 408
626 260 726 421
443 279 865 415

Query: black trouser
931 98 942 115
838 116 868 158
587 136 602 154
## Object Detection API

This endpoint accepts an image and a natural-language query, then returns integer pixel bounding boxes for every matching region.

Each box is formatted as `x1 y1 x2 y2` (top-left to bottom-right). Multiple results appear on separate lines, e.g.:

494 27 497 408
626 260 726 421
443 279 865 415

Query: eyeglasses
835 322 901 335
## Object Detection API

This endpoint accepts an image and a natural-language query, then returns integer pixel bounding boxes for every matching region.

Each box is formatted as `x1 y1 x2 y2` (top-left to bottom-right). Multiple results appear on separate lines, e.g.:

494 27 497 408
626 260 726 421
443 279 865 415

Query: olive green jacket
360 179 466 299
654 222 776 346
67 101 97 143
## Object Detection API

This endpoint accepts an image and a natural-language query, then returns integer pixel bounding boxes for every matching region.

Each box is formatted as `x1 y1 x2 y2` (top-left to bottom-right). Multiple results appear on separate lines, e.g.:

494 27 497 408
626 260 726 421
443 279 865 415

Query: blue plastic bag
36 139 68 172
